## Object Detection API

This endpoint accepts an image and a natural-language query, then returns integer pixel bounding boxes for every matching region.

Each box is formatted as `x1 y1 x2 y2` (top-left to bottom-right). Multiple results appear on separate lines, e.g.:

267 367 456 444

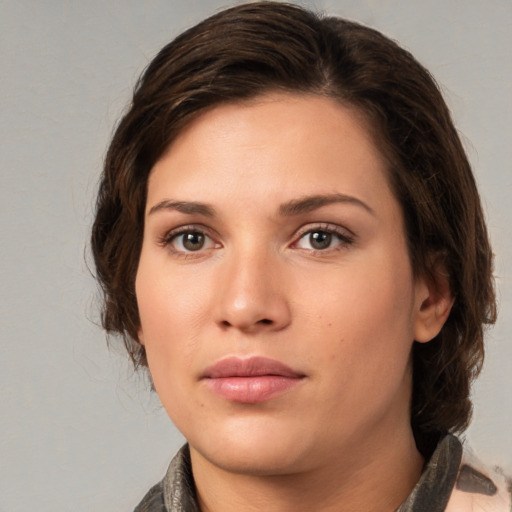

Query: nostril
259 318 273 325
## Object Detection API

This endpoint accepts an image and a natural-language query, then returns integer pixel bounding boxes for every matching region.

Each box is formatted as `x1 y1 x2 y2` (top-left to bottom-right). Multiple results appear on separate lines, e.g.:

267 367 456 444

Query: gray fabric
162 445 200 512
396 435 462 512
134 445 198 512
456 464 498 495
134 436 464 512
133 482 166 512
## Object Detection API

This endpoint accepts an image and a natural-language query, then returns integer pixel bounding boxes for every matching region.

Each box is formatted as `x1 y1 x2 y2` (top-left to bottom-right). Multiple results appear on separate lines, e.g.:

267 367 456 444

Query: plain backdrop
1 1 511 511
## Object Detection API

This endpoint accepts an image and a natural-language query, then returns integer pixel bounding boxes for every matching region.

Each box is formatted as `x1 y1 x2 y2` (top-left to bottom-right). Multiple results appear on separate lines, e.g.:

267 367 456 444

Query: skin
136 93 453 512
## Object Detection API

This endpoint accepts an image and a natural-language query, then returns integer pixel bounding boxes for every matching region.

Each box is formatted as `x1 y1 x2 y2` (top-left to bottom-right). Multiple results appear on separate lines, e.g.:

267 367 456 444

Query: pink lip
201 356 305 403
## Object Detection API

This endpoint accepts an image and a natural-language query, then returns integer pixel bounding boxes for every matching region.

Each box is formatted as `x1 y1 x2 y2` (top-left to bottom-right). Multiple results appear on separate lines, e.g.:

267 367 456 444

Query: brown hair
91 1 496 454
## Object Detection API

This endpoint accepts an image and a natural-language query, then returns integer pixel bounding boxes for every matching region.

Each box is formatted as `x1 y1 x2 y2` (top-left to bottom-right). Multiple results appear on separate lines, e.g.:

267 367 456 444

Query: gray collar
397 434 462 512
152 435 463 512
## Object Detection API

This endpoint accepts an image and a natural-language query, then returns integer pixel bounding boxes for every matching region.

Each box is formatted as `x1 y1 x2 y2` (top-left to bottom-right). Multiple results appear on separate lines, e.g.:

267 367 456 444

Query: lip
201 356 305 403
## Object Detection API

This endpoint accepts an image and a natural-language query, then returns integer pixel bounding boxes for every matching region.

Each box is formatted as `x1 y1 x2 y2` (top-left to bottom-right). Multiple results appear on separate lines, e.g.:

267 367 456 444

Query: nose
214 248 291 333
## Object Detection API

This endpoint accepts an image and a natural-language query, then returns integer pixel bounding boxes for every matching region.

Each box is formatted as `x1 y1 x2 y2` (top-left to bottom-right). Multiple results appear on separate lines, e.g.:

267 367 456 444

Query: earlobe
137 327 145 346
413 265 454 343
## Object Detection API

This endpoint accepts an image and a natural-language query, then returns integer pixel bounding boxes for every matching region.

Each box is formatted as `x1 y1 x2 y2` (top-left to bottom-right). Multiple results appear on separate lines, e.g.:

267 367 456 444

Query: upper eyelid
161 223 215 236
157 224 218 245
293 222 355 239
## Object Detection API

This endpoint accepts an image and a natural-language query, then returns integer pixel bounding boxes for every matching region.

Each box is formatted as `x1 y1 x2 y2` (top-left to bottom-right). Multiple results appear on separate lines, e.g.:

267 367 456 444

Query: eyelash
157 223 355 256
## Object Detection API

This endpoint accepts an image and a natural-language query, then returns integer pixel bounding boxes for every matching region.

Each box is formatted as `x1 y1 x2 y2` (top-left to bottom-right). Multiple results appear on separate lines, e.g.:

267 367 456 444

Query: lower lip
204 376 303 403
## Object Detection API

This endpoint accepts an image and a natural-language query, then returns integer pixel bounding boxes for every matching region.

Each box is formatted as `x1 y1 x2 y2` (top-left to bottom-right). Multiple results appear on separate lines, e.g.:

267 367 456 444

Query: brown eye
309 231 332 250
170 230 215 252
182 232 205 251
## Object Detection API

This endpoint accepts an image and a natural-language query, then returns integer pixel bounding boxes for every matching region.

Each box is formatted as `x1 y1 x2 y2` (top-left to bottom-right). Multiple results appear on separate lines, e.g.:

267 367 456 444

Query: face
136 93 430 476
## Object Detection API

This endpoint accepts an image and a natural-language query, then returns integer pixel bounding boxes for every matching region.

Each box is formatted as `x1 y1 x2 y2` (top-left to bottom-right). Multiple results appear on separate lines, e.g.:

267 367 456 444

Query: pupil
183 232 204 251
310 231 331 249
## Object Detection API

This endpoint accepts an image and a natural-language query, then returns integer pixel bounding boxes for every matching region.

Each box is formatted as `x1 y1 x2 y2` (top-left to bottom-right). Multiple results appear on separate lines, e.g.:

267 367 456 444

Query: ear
413 258 454 343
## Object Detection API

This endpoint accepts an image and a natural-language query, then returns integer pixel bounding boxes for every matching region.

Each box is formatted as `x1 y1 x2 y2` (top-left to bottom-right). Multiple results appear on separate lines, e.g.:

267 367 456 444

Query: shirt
134 435 511 512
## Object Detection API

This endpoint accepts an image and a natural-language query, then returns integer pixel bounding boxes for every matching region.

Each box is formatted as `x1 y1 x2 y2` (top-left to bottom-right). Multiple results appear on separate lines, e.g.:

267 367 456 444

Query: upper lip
201 356 305 379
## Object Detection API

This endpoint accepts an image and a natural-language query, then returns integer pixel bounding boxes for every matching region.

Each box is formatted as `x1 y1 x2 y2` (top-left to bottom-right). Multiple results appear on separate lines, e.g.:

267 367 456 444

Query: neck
189 419 424 512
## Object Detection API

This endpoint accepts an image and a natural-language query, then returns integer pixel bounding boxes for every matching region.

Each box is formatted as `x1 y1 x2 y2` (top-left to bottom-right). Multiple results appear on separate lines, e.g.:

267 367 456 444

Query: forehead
147 92 394 214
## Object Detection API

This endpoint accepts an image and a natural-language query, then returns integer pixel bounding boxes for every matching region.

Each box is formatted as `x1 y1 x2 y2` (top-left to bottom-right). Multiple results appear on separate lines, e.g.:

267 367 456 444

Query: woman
91 2 510 511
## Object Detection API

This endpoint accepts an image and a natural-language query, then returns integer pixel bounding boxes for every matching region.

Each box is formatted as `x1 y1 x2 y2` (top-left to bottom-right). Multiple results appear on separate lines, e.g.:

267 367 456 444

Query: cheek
135 253 222 410
136 250 207 333
302 260 414 331
135 261 199 381
299 251 417 377
136 284 198 417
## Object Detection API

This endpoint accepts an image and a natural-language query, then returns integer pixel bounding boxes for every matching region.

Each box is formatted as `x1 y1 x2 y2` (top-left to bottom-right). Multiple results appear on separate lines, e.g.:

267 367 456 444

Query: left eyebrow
279 193 375 217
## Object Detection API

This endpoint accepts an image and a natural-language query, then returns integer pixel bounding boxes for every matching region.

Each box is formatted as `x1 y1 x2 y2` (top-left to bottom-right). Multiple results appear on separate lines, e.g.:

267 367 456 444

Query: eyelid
293 222 355 240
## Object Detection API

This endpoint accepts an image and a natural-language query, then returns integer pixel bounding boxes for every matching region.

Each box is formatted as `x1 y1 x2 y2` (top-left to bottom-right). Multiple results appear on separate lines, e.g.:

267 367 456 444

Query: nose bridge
215 241 290 331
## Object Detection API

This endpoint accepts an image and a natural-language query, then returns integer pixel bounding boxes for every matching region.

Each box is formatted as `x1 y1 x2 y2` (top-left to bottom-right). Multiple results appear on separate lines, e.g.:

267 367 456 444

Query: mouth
201 356 306 403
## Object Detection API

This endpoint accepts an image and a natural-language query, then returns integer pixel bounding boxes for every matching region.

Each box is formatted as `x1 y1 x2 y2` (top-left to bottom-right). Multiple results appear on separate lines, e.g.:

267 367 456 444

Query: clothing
134 435 511 512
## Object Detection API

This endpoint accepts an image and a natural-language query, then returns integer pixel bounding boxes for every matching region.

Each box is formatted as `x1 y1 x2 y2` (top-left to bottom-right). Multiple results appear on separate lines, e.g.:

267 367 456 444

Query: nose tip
214 258 291 333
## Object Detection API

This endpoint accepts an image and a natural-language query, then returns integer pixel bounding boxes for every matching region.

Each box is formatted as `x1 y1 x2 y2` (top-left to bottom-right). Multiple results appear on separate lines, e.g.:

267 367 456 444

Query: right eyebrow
147 200 216 217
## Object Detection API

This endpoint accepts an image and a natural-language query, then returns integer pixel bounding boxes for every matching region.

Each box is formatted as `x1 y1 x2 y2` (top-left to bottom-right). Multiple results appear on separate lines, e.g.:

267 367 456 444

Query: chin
187 415 317 476
200 444 307 477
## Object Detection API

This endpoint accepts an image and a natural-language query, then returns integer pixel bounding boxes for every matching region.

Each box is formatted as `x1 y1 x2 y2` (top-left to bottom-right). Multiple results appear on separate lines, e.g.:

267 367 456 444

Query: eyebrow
148 193 374 218
279 193 375 217
148 200 216 217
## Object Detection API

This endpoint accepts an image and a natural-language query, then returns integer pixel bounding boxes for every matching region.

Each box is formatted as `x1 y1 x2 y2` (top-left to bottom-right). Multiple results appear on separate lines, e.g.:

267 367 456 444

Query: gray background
1 1 511 511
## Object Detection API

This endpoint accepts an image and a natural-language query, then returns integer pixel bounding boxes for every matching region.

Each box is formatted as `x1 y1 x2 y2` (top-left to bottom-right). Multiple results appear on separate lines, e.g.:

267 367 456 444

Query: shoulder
446 442 511 512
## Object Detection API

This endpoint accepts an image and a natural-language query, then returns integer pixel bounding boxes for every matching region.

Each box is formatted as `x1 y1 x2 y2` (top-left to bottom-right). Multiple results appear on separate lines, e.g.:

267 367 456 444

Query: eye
294 227 353 251
164 229 217 253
